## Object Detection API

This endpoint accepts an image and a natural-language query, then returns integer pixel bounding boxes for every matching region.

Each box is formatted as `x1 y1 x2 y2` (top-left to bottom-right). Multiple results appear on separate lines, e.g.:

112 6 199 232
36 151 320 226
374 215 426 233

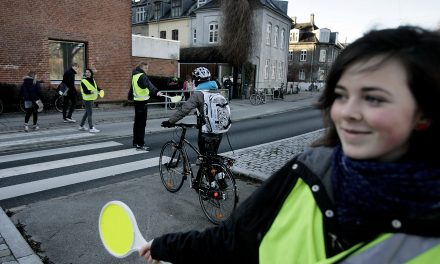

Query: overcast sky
287 0 440 43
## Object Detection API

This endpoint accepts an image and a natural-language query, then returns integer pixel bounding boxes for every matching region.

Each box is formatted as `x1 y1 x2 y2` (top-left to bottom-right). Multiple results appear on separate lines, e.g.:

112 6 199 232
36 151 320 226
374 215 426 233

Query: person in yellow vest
131 61 162 150
79 68 101 133
139 26 440 263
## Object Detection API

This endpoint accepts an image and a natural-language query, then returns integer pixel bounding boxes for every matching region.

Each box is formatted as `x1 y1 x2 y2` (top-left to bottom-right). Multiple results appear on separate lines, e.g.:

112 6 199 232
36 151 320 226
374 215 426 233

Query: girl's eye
365 95 385 105
334 92 347 100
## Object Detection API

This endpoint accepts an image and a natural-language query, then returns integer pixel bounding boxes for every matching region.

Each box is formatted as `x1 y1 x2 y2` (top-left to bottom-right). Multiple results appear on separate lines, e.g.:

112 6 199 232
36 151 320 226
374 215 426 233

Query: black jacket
62 67 77 96
151 147 440 264
20 77 42 101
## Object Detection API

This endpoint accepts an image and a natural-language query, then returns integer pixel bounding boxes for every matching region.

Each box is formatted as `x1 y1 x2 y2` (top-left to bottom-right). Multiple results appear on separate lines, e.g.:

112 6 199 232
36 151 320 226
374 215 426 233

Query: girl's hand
139 239 160 263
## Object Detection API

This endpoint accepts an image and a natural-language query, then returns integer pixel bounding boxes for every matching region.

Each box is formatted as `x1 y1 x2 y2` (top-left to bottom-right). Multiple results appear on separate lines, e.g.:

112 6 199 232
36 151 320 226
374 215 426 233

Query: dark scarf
331 145 440 226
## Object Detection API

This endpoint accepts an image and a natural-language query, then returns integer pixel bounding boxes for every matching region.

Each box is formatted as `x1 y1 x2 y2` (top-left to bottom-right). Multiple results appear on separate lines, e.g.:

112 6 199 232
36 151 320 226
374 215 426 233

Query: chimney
291 16 296 25
310 13 315 25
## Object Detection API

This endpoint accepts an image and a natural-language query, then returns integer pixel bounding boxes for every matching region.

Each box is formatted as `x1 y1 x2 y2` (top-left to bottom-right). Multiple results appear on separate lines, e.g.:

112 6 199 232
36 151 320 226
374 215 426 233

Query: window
288 51 294 61
136 7 145 23
299 69 305 80
209 22 219 43
154 2 162 19
278 61 283 79
271 61 276 79
280 29 285 50
300 50 307 61
49 40 85 81
193 29 197 44
273 26 279 47
266 23 272 45
160 31 166 39
171 0 182 17
264 59 270 79
290 30 299 43
319 49 327 62
172 29 179 40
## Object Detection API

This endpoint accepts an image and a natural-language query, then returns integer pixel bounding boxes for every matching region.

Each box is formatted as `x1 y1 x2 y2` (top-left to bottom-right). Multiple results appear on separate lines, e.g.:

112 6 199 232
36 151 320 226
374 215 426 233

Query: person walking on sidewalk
131 61 162 151
139 26 440 263
79 68 101 133
20 71 42 132
62 62 79 123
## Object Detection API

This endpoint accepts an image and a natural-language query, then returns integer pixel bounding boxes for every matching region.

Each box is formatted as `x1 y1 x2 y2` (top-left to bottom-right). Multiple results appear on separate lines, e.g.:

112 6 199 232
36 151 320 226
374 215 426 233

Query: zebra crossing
0 141 161 201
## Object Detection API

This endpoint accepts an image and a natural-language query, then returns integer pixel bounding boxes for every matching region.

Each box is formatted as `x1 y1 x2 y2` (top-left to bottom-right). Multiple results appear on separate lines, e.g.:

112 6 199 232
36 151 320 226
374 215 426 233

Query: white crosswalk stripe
0 141 160 201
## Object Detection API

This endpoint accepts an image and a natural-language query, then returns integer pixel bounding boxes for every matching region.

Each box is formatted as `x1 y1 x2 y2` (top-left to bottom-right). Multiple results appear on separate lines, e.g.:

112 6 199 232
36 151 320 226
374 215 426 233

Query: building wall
131 57 178 78
147 18 192 48
252 7 290 90
193 10 222 47
0 0 132 101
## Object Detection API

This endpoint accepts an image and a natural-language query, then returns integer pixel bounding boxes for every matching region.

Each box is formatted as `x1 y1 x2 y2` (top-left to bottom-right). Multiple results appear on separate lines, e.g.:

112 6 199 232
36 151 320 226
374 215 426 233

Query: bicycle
159 123 238 225
249 89 267 105
19 94 64 113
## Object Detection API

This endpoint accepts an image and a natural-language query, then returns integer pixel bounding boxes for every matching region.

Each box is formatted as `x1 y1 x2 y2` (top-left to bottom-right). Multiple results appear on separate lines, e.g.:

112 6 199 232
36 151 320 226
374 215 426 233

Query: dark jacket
130 67 159 100
20 76 42 101
151 146 440 264
62 67 77 96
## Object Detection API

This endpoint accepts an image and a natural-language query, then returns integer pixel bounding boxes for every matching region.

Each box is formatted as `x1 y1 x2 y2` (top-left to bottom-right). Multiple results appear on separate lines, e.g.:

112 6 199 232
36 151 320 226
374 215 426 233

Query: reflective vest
260 178 440 263
132 73 150 101
80 79 98 101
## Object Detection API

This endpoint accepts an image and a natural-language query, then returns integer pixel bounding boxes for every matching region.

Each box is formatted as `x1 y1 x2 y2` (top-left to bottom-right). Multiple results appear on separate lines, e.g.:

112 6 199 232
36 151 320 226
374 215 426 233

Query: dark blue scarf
331 145 440 226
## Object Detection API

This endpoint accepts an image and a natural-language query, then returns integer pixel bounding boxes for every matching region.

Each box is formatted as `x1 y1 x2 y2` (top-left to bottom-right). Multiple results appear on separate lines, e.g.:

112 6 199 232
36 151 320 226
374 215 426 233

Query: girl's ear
415 116 432 131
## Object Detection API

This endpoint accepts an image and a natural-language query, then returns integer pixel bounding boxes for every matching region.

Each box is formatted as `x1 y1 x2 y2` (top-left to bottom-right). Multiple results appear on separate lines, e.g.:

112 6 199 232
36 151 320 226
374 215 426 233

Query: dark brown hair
314 26 440 163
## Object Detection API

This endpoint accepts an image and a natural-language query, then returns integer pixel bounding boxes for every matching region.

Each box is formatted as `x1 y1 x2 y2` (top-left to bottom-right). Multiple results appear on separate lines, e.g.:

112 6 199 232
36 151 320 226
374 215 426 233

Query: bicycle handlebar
174 123 199 129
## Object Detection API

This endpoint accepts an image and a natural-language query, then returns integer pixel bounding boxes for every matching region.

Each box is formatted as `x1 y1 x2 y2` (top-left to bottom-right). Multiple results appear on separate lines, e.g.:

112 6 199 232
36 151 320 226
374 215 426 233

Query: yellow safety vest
132 73 150 101
80 79 98 101
260 178 440 263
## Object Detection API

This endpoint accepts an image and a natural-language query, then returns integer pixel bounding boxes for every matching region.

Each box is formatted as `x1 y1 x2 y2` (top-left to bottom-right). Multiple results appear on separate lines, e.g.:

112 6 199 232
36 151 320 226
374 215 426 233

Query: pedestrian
62 62 79 123
78 68 101 133
223 76 232 101
182 74 194 100
139 26 440 263
20 71 42 132
161 67 231 188
131 61 162 151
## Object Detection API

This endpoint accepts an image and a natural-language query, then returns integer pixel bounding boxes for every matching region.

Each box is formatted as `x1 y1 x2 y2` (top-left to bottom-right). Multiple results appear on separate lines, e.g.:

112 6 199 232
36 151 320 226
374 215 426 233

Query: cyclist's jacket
80 77 100 101
131 67 159 102
151 146 440 264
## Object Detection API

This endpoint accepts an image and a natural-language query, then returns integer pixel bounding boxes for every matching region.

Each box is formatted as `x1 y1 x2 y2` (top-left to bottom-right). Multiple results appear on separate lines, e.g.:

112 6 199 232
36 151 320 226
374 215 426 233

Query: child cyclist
161 67 231 188
141 26 440 263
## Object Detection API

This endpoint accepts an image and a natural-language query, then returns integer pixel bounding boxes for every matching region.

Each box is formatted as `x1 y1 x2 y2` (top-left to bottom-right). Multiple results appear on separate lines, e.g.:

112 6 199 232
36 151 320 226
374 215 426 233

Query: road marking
0 148 146 178
0 141 122 164
0 158 159 200
0 133 94 148
0 127 78 140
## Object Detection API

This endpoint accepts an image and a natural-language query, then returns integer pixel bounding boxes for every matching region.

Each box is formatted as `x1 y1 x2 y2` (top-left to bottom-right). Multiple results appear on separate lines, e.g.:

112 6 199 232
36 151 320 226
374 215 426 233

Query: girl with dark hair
139 26 440 263
79 68 102 133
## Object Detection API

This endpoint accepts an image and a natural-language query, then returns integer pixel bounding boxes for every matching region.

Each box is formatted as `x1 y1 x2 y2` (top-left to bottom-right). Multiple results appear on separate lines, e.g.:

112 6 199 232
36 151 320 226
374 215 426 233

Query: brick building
0 0 132 102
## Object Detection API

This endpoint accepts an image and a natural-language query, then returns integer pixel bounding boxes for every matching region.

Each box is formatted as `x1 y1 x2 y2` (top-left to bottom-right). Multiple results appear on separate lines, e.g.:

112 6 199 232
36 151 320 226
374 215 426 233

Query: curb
0 207 43 264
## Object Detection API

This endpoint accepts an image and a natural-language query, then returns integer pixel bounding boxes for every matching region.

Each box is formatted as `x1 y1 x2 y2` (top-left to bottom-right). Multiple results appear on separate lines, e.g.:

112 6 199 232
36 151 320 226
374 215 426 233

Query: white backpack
201 91 231 134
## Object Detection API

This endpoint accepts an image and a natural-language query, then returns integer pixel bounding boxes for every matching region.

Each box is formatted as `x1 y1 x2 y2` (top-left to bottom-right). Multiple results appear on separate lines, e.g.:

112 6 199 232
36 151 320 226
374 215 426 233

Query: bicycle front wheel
198 163 237 225
55 96 64 113
159 141 186 192
249 94 257 105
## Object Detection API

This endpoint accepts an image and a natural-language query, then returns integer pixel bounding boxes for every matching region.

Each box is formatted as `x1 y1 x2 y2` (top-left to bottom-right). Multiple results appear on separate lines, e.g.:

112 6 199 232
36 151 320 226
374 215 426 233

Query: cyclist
161 67 226 188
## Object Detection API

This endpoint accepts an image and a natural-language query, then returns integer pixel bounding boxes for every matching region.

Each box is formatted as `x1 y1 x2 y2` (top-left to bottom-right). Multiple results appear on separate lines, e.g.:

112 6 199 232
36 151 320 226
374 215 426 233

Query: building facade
288 14 344 88
0 0 133 101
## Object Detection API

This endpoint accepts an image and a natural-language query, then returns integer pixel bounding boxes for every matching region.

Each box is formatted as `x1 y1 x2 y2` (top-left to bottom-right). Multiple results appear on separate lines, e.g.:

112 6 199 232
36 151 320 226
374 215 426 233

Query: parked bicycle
159 122 238 225
19 94 70 113
249 89 267 105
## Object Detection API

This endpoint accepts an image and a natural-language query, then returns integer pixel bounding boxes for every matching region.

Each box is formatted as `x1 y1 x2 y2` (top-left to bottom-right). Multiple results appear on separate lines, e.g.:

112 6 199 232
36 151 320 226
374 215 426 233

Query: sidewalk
0 92 323 263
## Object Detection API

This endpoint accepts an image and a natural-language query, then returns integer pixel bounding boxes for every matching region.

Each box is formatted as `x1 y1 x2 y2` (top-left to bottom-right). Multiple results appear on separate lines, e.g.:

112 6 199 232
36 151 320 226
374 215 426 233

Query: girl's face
85 70 92 78
330 57 422 162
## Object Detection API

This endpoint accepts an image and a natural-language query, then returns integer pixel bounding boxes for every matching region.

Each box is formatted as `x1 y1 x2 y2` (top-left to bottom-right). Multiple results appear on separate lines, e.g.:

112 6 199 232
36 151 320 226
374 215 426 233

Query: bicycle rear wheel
198 163 237 225
55 96 64 113
159 141 186 192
